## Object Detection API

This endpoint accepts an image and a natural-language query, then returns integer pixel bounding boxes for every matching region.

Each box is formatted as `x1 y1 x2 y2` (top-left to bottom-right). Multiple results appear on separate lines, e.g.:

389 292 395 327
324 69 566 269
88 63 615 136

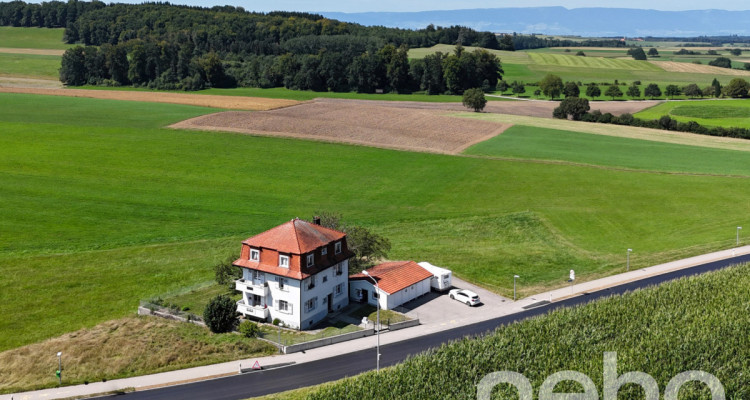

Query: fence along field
4 92 750 354
302 264 750 400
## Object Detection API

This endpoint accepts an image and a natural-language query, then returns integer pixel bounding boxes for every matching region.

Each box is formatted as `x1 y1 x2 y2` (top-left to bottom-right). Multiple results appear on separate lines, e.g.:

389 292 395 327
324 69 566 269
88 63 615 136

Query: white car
449 289 480 306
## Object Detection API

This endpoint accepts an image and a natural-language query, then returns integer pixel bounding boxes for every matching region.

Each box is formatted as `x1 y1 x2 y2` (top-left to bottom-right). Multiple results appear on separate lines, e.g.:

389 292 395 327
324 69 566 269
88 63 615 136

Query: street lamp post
56 351 62 385
627 248 633 271
362 270 380 372
737 226 742 246
513 275 520 301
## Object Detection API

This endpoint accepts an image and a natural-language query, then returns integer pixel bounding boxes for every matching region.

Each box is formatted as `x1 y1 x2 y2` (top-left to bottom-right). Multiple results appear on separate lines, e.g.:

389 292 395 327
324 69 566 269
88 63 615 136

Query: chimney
313 216 321 225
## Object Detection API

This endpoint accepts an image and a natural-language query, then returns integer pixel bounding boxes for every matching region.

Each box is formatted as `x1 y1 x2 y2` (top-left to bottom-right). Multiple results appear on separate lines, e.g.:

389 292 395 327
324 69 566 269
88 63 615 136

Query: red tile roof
350 261 433 295
243 218 346 254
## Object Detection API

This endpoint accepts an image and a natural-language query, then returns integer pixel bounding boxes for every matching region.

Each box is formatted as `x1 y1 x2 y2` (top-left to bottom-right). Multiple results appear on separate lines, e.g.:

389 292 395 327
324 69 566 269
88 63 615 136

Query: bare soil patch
0 87 299 110
171 98 657 154
651 60 750 76
0 76 61 88
0 47 64 56
171 98 511 154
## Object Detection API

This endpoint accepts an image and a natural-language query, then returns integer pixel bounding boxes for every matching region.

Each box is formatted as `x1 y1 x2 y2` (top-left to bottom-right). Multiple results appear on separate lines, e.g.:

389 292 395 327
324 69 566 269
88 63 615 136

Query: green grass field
0 26 69 49
0 52 59 79
300 264 750 399
528 52 663 71
634 99 750 128
464 125 750 175
4 92 750 352
76 85 510 102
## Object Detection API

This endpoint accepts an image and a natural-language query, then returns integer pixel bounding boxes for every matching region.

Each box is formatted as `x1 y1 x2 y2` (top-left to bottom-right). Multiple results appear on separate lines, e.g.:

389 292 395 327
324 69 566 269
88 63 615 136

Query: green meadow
3 92 750 351
634 99 750 128
0 52 60 78
0 26 69 49
464 124 750 175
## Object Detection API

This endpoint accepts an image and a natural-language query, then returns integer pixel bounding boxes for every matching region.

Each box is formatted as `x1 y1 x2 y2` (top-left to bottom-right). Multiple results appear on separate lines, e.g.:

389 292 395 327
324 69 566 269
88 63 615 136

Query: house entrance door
327 293 333 313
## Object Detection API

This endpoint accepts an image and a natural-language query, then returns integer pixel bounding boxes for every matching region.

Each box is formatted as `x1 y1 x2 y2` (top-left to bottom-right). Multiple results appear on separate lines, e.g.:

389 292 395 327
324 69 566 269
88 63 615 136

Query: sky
128 1 750 13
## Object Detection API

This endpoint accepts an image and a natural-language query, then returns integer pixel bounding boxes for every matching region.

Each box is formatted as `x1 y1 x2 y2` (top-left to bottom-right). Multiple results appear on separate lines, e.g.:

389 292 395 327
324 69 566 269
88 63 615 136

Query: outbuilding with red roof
349 261 433 310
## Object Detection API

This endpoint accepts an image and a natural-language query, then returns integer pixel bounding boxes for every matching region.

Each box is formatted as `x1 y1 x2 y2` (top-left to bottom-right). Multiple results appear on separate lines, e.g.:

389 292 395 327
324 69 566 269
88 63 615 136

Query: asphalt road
100 253 750 400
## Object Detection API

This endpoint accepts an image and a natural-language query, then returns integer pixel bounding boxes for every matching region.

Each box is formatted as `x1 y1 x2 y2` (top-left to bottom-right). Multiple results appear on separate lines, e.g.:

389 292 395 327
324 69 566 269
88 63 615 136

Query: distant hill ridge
322 7 750 37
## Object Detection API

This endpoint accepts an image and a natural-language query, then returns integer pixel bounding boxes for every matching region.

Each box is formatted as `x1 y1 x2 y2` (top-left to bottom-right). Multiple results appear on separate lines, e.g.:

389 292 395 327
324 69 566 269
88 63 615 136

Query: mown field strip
456 111 750 152
529 52 664 71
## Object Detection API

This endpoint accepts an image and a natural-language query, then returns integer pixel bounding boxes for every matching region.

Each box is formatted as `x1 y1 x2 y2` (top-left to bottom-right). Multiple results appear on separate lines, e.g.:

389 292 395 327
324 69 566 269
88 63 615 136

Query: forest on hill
0 1 506 93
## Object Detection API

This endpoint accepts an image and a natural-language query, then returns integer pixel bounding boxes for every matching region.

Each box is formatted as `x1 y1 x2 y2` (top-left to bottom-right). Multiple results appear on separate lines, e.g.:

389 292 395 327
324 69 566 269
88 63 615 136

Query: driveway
394 277 510 326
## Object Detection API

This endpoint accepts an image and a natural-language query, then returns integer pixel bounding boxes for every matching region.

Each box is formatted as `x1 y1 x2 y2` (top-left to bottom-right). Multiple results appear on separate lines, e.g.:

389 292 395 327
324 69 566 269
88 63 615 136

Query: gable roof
350 261 433 295
243 218 346 254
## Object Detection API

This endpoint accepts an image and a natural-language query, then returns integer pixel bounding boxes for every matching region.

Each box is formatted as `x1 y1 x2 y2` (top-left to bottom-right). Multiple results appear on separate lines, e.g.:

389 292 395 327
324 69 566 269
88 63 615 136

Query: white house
349 261 432 310
233 218 353 330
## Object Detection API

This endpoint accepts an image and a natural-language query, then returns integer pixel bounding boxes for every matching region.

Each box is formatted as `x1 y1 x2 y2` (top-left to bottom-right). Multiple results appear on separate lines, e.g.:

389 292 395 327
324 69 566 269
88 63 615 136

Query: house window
250 249 260 261
279 255 289 268
252 270 261 281
278 300 291 314
305 297 317 312
279 277 286 290
372 291 379 299
335 241 342 254
335 283 344 296
307 254 314 267
321 247 327 256
307 275 316 290
322 275 328 283
334 264 343 276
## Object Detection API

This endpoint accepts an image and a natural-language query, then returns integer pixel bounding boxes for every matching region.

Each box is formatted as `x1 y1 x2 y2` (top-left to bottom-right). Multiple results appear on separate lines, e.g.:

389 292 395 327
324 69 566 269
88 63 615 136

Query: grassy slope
0 315 275 394
301 264 750 399
3 93 750 353
464 125 750 176
0 52 60 79
634 99 750 128
411 44 747 90
0 26 69 49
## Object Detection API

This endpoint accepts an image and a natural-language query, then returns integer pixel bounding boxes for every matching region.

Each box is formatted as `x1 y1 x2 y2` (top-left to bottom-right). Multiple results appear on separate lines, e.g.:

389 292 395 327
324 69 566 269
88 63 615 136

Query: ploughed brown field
171 98 659 154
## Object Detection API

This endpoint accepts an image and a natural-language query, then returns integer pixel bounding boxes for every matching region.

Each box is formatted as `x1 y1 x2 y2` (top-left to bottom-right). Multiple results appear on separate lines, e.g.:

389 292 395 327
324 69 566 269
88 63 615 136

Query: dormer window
279 255 289 268
335 241 342 255
306 253 314 267
250 249 260 261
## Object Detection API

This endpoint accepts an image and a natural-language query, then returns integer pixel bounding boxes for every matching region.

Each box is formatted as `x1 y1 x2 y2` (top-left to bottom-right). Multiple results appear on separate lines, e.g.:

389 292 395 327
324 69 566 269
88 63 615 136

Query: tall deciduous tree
318 211 391 274
585 83 601 99
539 74 563 99
682 83 702 98
664 84 682 99
626 84 641 99
59 46 87 85
563 81 580 98
644 83 662 99
553 97 590 120
722 78 750 98
462 88 487 112
605 85 623 100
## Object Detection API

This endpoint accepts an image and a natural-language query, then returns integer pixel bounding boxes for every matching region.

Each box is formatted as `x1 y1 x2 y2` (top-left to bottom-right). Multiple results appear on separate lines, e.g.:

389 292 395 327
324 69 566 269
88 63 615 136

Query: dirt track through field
0 87 299 110
170 98 658 154
0 47 65 56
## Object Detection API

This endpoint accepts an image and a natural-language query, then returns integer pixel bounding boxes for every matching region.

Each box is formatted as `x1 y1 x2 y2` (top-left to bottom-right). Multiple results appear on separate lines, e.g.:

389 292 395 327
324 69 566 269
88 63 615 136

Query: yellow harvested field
0 87 299 110
457 112 750 153
650 61 750 76
0 47 64 56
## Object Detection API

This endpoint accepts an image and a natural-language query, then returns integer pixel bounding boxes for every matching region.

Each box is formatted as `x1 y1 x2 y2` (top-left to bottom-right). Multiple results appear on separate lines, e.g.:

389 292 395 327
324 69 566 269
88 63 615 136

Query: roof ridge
293 218 302 254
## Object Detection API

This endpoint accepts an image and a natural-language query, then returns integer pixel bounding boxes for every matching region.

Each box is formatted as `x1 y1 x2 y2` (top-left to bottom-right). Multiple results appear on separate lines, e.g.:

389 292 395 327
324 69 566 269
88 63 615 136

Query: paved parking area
394 277 510 326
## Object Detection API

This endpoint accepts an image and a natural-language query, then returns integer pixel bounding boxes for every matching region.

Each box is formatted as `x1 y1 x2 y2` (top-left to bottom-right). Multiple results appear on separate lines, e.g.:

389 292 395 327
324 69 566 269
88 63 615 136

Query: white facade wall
238 259 349 330
349 277 431 311
300 259 349 329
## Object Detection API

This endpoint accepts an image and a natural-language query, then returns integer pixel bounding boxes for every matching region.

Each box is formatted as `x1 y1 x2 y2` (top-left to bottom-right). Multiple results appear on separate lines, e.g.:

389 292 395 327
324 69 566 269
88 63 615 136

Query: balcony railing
235 279 269 296
236 300 270 320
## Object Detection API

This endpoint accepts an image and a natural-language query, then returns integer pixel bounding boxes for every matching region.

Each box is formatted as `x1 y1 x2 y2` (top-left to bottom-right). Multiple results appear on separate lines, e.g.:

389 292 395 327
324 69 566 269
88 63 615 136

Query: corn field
307 264 750 399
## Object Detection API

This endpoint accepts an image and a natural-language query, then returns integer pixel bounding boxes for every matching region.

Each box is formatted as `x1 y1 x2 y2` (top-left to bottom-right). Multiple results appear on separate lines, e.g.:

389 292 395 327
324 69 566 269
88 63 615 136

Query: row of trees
0 0 101 28
61 41 502 94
